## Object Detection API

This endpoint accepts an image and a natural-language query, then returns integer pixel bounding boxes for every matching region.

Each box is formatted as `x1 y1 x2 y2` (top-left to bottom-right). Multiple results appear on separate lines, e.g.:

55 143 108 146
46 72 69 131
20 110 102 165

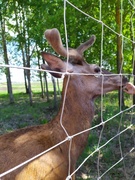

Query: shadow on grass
0 92 60 134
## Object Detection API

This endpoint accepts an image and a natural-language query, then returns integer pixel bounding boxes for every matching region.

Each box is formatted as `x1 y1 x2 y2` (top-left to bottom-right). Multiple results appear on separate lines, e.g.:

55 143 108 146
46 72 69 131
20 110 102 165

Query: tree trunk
57 79 61 98
1 16 14 104
37 49 44 98
44 72 49 102
26 55 33 105
130 9 135 104
22 47 29 94
39 71 44 99
116 0 125 109
133 63 135 104
13 1 32 104
13 1 29 94
51 76 57 109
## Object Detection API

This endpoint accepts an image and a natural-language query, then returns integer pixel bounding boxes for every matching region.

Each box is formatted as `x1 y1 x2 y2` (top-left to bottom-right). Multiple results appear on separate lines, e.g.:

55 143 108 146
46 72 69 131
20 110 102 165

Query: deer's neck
56 76 95 157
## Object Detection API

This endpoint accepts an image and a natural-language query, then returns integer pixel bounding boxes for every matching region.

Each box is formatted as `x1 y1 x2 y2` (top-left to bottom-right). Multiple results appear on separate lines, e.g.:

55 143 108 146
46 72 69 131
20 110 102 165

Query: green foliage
0 0 134 72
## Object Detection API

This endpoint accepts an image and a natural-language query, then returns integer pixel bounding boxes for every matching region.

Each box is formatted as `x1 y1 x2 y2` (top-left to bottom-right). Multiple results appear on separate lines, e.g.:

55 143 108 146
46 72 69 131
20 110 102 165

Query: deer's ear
41 52 66 78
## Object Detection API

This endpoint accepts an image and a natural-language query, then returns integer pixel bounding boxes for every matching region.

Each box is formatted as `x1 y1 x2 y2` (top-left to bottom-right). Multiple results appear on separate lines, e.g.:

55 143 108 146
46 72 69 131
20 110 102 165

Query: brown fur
0 29 128 180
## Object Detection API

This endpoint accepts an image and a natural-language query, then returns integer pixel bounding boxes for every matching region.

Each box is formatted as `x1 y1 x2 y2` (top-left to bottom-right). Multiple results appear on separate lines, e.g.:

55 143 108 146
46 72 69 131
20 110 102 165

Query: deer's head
41 28 128 98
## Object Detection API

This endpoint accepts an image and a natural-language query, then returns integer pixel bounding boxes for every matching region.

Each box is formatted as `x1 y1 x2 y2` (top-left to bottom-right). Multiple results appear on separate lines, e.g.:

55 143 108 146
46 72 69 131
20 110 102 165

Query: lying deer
0 28 128 180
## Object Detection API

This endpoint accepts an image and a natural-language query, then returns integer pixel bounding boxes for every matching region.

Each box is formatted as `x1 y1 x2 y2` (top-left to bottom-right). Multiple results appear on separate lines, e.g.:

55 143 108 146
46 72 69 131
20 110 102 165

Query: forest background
0 0 135 105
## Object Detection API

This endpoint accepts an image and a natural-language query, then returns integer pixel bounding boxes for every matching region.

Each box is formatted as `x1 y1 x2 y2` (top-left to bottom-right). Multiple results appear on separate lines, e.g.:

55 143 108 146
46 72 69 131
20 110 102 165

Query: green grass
0 81 63 94
0 82 62 134
76 93 135 179
0 92 57 134
0 83 135 179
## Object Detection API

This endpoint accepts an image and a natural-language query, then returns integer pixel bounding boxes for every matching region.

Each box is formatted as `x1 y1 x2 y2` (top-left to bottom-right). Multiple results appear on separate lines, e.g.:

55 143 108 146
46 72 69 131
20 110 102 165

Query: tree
130 7 135 104
0 2 14 104
115 0 125 108
0 0 134 107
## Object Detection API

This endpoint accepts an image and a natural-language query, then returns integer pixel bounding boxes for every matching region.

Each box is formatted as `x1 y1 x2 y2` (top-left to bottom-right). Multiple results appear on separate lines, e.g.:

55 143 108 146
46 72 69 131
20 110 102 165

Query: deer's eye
94 67 101 73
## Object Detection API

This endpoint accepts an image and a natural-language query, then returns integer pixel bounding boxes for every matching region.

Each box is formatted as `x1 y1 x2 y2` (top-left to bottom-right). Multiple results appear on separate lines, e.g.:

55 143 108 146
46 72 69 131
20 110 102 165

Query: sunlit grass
0 81 63 94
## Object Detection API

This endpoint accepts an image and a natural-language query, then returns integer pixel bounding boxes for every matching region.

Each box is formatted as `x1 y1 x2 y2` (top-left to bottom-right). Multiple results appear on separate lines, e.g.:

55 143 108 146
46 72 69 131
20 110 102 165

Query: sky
0 67 53 83
10 68 25 82
0 68 24 82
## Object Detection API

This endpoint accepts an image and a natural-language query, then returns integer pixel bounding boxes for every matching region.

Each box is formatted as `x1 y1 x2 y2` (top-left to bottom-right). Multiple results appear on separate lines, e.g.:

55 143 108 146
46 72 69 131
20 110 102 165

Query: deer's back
0 123 70 179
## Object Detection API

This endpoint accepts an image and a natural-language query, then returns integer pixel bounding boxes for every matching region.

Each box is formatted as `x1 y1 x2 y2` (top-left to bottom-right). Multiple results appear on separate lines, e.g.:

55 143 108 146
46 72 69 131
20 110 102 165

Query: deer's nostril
94 67 101 73
122 76 129 83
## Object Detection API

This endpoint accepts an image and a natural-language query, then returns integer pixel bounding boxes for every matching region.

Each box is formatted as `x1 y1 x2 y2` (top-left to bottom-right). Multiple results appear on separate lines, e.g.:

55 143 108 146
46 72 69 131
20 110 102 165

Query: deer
0 28 128 180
